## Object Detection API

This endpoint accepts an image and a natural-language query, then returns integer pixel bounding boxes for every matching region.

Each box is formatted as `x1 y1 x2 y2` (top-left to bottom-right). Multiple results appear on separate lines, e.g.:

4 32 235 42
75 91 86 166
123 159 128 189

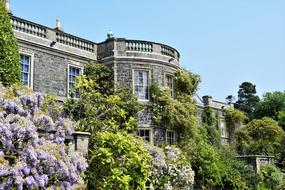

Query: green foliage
256 164 284 190
84 61 114 94
235 82 260 120
150 83 198 142
225 109 247 125
149 68 200 142
201 107 221 147
65 76 141 133
254 91 285 120
217 147 249 190
278 109 285 130
202 107 217 126
199 124 221 148
185 139 222 189
277 137 285 170
87 131 152 190
64 64 147 189
0 3 21 86
174 68 200 96
253 91 285 130
236 117 285 156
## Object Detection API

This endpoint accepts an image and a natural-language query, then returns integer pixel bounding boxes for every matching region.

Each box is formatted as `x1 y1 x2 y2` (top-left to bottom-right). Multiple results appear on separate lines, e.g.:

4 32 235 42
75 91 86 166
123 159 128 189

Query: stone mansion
5 2 233 146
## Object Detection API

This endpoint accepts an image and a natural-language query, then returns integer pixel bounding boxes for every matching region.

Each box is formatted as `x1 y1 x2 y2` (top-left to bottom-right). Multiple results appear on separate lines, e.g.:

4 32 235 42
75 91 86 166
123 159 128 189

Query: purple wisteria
145 144 195 190
0 85 87 189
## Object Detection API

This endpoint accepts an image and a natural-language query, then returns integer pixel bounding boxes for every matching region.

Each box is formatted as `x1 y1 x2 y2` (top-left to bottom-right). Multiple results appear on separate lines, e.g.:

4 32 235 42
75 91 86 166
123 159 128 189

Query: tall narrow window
165 75 174 96
134 70 149 101
220 120 227 137
20 54 31 87
68 66 81 98
137 129 150 142
166 130 175 145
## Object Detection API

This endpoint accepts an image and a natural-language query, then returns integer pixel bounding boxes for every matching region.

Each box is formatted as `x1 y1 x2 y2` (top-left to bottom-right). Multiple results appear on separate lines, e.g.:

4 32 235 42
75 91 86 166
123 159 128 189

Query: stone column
73 131 91 157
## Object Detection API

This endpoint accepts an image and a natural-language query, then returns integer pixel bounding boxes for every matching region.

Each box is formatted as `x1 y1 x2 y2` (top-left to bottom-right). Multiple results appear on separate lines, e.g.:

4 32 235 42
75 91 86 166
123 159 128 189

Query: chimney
3 0 10 12
55 19 63 31
202 95 213 106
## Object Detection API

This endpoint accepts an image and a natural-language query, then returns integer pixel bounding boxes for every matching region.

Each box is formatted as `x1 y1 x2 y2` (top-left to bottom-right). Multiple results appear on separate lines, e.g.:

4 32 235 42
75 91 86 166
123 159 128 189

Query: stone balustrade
161 45 175 58
10 15 96 54
98 38 180 66
125 40 179 61
126 41 153 52
10 16 47 38
56 32 95 52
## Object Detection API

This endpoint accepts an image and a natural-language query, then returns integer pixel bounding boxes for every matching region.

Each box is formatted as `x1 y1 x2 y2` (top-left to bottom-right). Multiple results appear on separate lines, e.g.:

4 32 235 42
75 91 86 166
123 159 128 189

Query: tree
235 82 260 120
254 91 285 121
225 95 235 104
0 3 21 86
83 61 114 94
236 117 284 156
65 62 141 134
278 109 285 130
0 84 87 189
185 139 223 189
65 63 151 188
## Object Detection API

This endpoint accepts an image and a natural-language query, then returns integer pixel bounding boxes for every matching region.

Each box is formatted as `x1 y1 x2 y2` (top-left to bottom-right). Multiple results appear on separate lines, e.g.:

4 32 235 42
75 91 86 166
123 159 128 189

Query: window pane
68 66 81 98
20 55 31 87
167 131 175 145
134 70 149 100
137 129 150 142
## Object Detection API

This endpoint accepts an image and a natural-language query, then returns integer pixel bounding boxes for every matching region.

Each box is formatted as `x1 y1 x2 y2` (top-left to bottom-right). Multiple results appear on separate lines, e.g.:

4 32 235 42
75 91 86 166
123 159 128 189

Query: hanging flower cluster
0 85 87 190
146 145 195 190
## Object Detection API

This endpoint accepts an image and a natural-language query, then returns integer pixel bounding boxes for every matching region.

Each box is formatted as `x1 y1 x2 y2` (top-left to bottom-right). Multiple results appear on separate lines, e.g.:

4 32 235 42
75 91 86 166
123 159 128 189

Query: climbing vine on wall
201 107 221 147
150 68 201 142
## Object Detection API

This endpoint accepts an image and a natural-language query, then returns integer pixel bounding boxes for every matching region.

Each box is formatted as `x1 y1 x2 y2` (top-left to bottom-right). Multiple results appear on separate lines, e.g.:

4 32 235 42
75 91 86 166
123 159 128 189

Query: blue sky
11 0 285 101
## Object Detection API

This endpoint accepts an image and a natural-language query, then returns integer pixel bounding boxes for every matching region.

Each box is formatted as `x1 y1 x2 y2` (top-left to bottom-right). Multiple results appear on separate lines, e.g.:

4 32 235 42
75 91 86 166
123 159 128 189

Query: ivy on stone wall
150 68 200 142
200 107 221 147
0 3 21 86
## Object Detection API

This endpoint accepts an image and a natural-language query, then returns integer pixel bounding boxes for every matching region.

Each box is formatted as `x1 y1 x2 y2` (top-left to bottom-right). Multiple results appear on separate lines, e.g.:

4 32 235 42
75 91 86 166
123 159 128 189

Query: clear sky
10 0 285 101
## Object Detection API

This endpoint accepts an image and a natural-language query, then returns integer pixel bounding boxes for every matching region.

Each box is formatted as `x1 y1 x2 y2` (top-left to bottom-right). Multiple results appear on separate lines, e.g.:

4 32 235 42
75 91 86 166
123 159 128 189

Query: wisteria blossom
0 84 87 189
146 144 195 190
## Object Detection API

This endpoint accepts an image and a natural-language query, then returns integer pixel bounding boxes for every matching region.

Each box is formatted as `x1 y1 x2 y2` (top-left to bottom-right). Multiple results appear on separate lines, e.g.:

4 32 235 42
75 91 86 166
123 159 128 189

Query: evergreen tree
235 82 260 120
0 2 21 86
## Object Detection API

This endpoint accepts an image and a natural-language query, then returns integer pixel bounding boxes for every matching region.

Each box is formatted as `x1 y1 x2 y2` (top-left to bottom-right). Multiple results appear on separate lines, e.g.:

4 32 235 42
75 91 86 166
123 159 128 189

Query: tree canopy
236 117 284 156
0 3 21 86
235 82 260 120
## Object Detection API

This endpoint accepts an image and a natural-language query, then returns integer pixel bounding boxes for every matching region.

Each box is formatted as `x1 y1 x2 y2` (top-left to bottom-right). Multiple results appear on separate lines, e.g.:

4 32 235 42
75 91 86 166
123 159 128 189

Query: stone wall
19 45 85 98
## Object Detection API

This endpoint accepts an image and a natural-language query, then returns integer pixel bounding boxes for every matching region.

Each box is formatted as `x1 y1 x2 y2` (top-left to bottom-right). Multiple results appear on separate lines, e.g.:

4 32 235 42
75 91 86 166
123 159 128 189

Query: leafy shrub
237 117 284 156
256 164 284 190
87 131 152 190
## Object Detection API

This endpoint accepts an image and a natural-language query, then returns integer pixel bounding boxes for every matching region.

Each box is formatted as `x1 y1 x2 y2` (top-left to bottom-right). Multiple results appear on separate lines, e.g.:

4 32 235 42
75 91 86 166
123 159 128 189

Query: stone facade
9 12 232 147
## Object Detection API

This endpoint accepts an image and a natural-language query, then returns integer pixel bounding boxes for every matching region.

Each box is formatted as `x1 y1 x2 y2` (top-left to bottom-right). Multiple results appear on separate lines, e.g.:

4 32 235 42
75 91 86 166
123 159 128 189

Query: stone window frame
164 72 174 97
220 118 228 138
166 130 176 145
67 64 83 98
132 68 151 102
136 126 153 145
19 51 34 89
